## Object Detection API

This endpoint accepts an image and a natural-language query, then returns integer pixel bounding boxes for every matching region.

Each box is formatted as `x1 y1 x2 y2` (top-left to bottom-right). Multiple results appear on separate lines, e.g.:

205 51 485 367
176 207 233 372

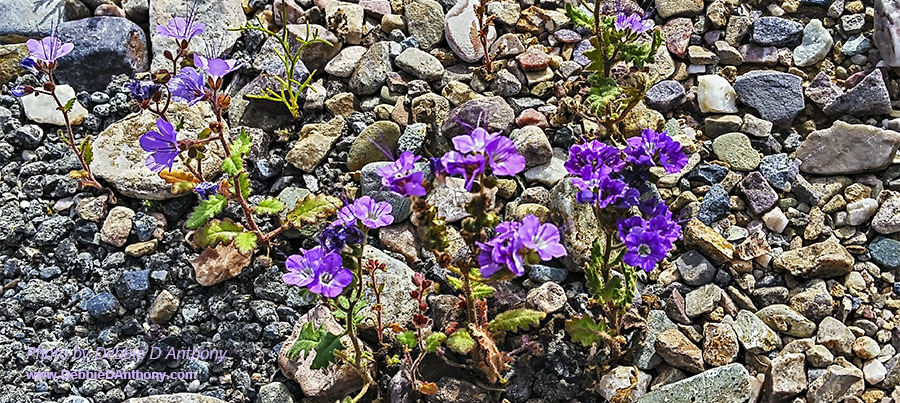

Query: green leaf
222 155 242 176
586 75 621 117
397 331 418 349
235 172 251 199
286 194 341 227
446 329 475 354
79 136 93 165
487 308 546 334
61 97 76 112
234 231 258 255
311 331 345 370
445 276 495 299
565 316 609 347
564 3 593 30
425 332 446 353
286 322 323 360
255 198 286 216
193 218 244 248
186 195 227 229
231 129 253 159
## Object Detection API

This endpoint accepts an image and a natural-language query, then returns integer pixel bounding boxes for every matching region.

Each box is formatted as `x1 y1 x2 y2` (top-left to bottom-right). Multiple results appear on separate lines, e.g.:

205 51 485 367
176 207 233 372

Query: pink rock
359 0 391 18
516 49 550 72
516 108 549 128
664 18 693 58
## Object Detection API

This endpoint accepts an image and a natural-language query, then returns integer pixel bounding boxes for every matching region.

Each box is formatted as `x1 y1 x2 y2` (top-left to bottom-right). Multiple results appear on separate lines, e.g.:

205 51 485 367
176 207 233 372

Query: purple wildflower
319 223 363 251
26 36 74 64
624 129 688 173
126 79 161 103
139 118 181 172
565 140 625 175
283 246 349 297
376 151 427 197
477 221 525 278
168 67 206 105
440 151 486 191
485 136 526 176
10 85 27 97
194 182 219 199
571 167 632 207
619 221 669 272
308 262 354 298
19 57 39 76
337 196 394 229
452 125 498 154
517 215 567 261
614 12 652 33
442 118 526 187
193 54 241 79
157 16 206 42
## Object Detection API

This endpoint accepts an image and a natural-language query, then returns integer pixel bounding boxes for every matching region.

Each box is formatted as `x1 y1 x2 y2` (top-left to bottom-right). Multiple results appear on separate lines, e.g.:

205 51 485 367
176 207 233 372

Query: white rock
524 148 567 187
847 198 879 226
763 207 788 233
698 75 738 113
596 366 651 402
325 1 364 45
863 359 887 384
444 0 496 63
794 19 834 67
874 0 900 67
20 85 87 126
324 46 367 78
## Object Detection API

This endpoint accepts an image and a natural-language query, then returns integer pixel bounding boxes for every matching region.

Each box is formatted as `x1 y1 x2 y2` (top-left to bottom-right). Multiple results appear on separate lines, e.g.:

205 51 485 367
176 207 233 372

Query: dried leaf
159 170 200 185
190 243 251 286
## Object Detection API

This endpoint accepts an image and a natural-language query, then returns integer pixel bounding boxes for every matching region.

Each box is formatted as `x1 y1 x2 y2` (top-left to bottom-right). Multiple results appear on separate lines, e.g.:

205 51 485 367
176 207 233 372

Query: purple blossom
283 246 352 298
517 215 567 261
614 12 652 33
565 140 625 175
308 261 354 298
168 67 206 105
140 118 181 172
623 129 688 174
194 182 219 199
126 79 161 103
441 119 526 187
19 57 39 75
571 167 632 207
337 196 394 229
194 54 241 79
619 221 669 272
157 16 206 42
452 126 498 154
26 36 74 64
376 151 427 197
10 85 26 97
319 223 363 251
477 221 525 278
485 136 526 176
440 151 486 191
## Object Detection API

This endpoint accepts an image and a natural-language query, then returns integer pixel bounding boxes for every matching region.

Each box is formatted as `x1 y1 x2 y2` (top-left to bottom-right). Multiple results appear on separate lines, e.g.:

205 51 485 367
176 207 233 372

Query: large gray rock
548 179 604 271
637 364 751 403
756 304 816 337
444 0 496 63
733 71 804 126
0 0 64 43
92 103 224 200
349 41 391 95
806 365 864 403
405 0 444 50
793 19 833 67
795 121 900 175
731 310 782 353
750 17 803 47
634 310 678 370
441 96 515 138
149 0 246 71
360 246 416 328
875 0 900 67
822 69 892 117
56 17 149 92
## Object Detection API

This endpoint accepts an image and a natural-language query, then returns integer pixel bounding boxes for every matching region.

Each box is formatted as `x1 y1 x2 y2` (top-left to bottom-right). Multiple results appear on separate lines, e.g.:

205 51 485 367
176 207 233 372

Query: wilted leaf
418 382 438 395
69 170 89 179
159 170 200 185
286 194 341 227
190 243 252 286
193 218 244 248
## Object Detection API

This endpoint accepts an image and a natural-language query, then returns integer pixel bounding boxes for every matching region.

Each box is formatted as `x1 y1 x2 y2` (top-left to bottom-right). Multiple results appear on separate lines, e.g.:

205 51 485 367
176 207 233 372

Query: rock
712 132 760 171
258 383 295 403
324 46 366 78
702 322 738 366
697 75 738 114
774 236 853 278
0 0 63 42
674 250 717 286
441 96 514 138
597 366 651 403
55 17 149 92
20 279 64 309
526 281 566 313
863 360 886 384
852 336 880 359
149 290 179 324
528 265 567 283
512 126 552 167
683 219 734 266
0 44 29 83
817 316 855 355
656 0 704 18
491 69 522 96
765 353 806 401
286 116 346 172
20 84 88 127
92 103 224 200
841 34 869 55
324 2 364 45
656 329 704 373
149 0 245 71
789 279 833 322
750 17 804 47
427 377 491 403
794 19 833 67
361 246 417 327
524 147 567 186
123 394 227 403
806 365 864 403
823 69 893 117
698 183 729 224
758 154 798 191
278 306 367 400
806 71 843 108
644 80 686 112
685 284 722 319
732 310 782 353
100 206 135 248
636 364 750 403
395 47 444 81
663 18 693 58
795 121 900 175
870 236 900 269
84 292 122 321
756 304 816 337
873 191 900 234
736 172 778 215
733 71 804 126
347 121 401 171
405 0 444 50
349 42 392 95
444 0 496 63
635 310 678 370
807 344 835 368
846 198 878 225
874 0 900 67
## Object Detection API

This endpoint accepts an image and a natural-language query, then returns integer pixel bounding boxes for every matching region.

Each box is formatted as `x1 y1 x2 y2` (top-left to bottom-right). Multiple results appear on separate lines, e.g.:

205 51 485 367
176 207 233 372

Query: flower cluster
336 196 394 229
126 79 162 103
614 12 652 33
283 246 353 298
438 120 525 190
376 151 427 197
477 215 566 278
566 129 686 272
11 36 76 97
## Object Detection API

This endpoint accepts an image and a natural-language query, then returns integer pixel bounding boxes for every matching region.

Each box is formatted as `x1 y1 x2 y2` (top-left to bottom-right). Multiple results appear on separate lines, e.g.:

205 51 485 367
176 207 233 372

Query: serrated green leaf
222 155 242 176
231 129 252 159
397 331 417 349
446 329 475 354
235 172 251 199
487 308 546 334
425 332 446 353
186 195 227 229
61 97 76 112
446 275 495 299
234 231 258 255
564 3 593 30
286 194 340 227
193 218 244 248
311 331 345 370
586 75 620 117
79 136 93 165
255 198 285 215
565 316 609 347
286 322 324 360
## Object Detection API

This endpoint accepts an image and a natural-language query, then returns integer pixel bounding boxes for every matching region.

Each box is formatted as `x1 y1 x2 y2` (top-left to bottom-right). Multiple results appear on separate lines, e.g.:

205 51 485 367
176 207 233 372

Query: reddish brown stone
516 49 550 71
663 18 693 58
516 108 549 128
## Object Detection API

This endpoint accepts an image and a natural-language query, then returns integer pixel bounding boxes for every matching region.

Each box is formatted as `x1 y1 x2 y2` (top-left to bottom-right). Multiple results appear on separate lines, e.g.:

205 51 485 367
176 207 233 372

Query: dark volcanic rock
56 17 149 92
734 71 805 126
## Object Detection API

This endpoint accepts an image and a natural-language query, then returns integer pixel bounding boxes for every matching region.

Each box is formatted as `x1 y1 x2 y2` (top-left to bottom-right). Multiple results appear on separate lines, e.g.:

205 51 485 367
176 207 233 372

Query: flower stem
46 86 102 191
